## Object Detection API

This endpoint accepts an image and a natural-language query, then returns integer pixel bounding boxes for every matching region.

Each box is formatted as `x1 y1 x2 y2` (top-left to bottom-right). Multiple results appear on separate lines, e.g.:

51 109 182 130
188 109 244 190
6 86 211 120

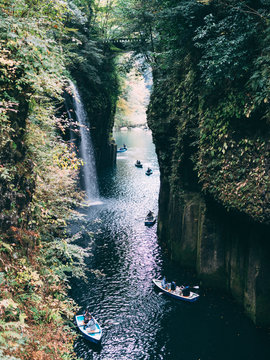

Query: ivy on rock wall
195 0 270 223
147 0 270 225
63 0 120 167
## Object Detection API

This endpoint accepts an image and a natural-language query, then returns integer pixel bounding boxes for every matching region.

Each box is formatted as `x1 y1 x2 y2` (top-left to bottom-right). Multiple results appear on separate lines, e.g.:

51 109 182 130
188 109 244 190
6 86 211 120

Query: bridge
101 37 144 50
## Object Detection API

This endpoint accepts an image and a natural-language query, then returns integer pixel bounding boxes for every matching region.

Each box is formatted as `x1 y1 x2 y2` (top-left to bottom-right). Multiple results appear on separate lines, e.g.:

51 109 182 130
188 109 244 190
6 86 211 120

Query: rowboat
145 214 156 226
75 315 103 343
117 147 127 153
145 169 153 176
135 162 143 168
152 279 199 302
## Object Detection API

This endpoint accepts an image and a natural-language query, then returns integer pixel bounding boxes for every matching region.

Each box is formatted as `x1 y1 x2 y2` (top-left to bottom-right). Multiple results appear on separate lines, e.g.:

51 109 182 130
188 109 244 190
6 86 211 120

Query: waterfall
69 81 99 201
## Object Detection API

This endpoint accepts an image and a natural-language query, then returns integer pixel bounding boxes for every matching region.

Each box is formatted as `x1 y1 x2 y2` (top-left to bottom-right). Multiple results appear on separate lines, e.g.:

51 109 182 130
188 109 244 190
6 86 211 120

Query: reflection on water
70 129 270 360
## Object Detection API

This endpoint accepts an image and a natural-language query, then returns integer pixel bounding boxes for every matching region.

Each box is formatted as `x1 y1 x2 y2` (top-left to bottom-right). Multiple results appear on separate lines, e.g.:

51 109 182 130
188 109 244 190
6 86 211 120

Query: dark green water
71 129 270 360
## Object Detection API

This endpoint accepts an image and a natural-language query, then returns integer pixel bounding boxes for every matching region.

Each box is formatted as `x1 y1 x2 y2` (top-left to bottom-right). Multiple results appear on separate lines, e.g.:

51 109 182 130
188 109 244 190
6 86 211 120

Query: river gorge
1 1 270 359
70 129 270 360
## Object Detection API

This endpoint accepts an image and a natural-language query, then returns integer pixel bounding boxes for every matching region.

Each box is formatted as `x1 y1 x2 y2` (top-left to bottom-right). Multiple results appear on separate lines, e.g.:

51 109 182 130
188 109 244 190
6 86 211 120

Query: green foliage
41 234 88 281
0 2 121 358
250 23 270 120
0 0 93 359
146 0 270 224
194 10 258 87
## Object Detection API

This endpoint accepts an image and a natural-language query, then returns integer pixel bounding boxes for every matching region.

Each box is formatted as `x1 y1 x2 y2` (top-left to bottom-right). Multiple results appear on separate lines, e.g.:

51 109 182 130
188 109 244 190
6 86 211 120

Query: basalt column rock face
157 152 270 327
199 205 270 327
147 74 270 327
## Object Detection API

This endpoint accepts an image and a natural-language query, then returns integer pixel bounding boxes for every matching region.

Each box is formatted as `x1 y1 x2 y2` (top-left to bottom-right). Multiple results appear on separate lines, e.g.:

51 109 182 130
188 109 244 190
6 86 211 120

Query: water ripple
70 130 270 360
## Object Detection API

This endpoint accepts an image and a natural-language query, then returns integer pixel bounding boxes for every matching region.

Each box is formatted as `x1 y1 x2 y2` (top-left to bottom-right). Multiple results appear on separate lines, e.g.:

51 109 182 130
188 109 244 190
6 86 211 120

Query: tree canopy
0 0 270 358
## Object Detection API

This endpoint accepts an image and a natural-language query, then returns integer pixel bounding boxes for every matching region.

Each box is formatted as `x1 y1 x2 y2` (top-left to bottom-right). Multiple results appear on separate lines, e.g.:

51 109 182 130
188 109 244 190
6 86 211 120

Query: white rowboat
153 279 199 302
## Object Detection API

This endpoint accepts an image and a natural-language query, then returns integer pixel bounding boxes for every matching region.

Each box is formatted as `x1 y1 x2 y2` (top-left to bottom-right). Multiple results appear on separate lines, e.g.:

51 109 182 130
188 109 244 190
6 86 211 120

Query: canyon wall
70 46 118 169
157 176 270 326
146 0 270 327
148 72 270 327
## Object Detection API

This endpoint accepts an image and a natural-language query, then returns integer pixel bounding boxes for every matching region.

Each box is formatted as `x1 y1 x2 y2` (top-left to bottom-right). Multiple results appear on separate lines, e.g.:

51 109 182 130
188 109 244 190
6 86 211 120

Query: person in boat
84 313 96 331
146 167 151 172
123 144 127 149
83 309 91 324
147 210 153 218
171 281 176 291
182 286 190 297
136 160 141 164
161 276 166 289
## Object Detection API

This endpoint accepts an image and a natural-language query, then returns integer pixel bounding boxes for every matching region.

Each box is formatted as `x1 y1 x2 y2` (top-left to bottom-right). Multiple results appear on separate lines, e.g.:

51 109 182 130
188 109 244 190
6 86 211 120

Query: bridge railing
102 37 141 44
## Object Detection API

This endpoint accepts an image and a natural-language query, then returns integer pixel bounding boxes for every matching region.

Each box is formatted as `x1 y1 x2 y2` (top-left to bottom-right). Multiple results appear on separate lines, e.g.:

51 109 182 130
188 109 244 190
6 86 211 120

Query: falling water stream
70 129 270 360
70 81 99 201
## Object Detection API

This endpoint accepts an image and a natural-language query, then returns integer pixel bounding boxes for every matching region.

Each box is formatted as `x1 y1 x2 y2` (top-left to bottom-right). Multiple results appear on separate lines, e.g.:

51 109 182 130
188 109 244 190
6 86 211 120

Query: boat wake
103 319 120 326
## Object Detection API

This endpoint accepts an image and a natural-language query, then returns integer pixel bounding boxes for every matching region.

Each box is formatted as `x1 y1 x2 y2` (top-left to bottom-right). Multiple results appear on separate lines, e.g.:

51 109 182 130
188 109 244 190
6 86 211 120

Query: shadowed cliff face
70 48 119 170
147 72 270 327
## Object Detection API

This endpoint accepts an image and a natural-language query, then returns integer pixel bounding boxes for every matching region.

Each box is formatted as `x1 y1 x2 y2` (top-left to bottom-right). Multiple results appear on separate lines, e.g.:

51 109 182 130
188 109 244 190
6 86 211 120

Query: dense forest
0 0 119 358
146 0 270 224
0 0 270 358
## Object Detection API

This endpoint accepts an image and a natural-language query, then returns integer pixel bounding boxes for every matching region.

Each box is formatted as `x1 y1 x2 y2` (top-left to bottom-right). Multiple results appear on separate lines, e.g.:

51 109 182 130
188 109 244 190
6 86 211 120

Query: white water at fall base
69 81 100 202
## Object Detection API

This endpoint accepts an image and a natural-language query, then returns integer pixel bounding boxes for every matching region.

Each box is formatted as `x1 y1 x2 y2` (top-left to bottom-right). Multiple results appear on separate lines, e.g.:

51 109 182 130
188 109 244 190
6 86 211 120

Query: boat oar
87 330 101 334
182 285 199 289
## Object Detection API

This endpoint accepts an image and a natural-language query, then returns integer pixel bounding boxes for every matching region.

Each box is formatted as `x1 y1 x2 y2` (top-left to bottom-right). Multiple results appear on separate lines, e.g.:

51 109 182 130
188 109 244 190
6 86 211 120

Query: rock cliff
70 47 118 169
148 62 270 328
